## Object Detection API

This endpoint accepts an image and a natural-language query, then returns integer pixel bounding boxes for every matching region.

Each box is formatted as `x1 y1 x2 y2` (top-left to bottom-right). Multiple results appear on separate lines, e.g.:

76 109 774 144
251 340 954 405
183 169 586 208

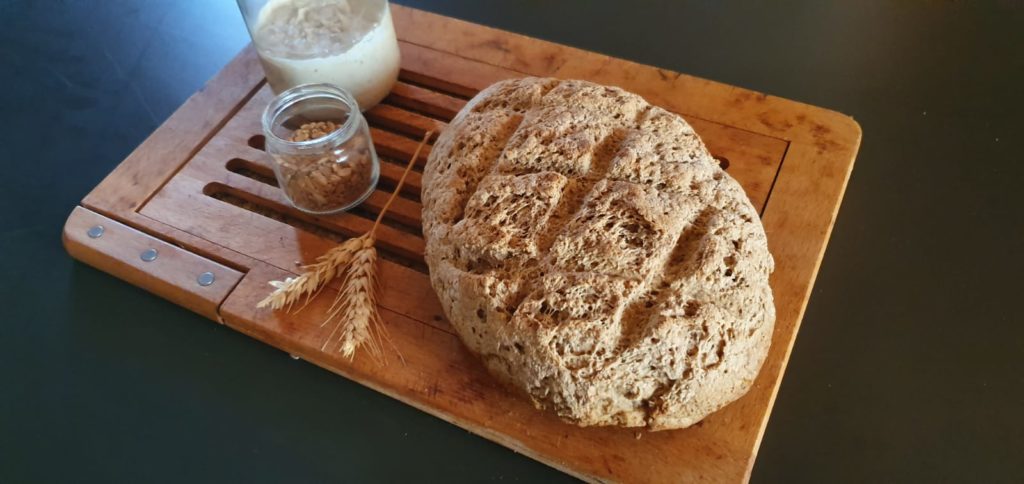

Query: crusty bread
421 78 775 430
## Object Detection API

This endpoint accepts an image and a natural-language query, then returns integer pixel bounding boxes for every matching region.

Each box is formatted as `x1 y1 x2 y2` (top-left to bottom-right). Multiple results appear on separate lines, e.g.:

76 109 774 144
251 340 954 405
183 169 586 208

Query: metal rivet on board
197 271 215 287
140 248 158 262
87 225 104 238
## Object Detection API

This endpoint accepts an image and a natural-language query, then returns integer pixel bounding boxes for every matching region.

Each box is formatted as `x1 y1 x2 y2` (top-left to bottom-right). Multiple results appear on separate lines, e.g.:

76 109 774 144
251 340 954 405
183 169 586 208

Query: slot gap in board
249 134 266 151
251 130 429 177
367 119 437 146
376 174 421 203
398 69 475 100
226 158 277 186
202 183 429 274
380 98 455 123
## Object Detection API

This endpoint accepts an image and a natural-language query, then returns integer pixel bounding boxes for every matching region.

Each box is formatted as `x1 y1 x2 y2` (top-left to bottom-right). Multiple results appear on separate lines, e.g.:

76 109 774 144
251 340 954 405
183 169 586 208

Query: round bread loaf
421 78 775 430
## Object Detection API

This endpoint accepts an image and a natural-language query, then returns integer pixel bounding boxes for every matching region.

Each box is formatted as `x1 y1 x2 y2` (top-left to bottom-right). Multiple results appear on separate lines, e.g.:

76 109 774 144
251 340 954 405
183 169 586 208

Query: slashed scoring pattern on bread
421 78 775 430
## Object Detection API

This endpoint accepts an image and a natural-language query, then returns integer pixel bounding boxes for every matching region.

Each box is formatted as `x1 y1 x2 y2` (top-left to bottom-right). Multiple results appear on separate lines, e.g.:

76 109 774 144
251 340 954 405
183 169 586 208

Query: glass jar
262 83 380 214
236 0 400 110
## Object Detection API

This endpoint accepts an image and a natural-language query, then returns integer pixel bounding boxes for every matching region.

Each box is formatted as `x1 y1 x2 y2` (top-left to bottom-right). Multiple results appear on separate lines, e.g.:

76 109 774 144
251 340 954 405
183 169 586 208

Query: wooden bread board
63 5 860 483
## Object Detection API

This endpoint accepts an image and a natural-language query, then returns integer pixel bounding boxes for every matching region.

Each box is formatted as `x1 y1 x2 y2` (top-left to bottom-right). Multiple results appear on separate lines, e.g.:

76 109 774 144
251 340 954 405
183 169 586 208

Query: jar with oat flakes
262 83 379 214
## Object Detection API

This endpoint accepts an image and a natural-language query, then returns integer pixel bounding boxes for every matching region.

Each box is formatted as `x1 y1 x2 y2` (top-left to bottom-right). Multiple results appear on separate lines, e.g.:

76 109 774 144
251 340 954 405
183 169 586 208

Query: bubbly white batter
254 0 400 110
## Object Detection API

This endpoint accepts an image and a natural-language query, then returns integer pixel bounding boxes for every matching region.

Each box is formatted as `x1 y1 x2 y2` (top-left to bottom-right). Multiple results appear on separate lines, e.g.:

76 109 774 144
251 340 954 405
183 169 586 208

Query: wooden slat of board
378 159 424 198
398 42 520 96
370 127 433 166
386 81 465 119
365 103 448 139
215 87 270 149
222 84 450 149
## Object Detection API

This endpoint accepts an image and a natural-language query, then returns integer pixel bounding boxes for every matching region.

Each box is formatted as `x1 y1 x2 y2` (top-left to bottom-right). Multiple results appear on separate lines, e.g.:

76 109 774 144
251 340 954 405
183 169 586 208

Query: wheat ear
259 131 432 361
320 132 431 360
256 236 363 310
321 235 383 360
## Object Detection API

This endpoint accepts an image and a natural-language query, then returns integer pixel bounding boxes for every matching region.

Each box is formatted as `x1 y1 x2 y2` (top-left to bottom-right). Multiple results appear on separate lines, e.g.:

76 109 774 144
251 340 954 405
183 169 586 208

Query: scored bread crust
421 78 775 430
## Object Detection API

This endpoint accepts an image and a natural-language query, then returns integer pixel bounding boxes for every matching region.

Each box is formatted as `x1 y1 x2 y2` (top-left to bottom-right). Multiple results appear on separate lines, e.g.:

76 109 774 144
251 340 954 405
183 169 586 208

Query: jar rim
261 83 361 150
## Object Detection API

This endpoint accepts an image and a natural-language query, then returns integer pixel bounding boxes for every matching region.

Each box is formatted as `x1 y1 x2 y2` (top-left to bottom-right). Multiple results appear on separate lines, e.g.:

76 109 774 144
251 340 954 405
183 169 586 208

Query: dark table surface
2 1 1022 482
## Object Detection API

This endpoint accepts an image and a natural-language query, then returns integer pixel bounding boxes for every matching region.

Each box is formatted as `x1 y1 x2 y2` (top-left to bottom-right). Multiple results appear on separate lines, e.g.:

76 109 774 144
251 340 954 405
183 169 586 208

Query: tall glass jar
236 0 400 110
262 84 380 214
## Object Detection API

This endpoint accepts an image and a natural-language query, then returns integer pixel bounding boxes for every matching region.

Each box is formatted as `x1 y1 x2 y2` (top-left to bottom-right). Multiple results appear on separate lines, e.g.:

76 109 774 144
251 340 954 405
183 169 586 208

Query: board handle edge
62 206 244 322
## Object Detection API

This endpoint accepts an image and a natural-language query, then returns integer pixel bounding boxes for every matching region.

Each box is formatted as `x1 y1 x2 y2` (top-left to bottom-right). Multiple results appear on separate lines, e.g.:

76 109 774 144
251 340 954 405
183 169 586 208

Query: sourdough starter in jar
252 0 400 110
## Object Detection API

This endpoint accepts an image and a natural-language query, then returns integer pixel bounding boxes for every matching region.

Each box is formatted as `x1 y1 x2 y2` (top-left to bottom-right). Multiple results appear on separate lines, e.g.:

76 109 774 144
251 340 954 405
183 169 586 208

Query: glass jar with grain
262 83 379 214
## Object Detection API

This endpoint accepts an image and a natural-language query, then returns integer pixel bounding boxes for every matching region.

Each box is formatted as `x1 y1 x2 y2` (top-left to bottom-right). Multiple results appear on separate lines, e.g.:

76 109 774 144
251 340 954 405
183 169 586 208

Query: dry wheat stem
371 131 433 235
258 131 433 361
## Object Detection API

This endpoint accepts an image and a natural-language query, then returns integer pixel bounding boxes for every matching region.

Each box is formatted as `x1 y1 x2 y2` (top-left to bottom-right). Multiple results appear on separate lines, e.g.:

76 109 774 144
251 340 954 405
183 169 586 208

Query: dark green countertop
2 1 1021 482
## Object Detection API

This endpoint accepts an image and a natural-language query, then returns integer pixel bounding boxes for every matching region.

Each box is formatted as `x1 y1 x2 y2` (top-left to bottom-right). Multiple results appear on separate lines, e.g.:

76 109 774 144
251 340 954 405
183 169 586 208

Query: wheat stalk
257 236 363 311
321 236 383 360
258 131 433 362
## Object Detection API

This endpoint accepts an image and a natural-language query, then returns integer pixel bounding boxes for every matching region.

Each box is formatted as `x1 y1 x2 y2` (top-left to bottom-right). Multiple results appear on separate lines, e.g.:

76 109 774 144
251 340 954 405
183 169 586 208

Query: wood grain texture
63 4 860 483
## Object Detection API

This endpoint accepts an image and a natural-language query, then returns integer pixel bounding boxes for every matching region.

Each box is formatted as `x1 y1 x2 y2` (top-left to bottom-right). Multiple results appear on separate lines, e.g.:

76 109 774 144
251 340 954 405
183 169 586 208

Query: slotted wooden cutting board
62 6 860 483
